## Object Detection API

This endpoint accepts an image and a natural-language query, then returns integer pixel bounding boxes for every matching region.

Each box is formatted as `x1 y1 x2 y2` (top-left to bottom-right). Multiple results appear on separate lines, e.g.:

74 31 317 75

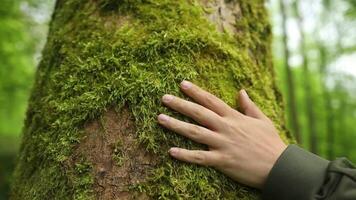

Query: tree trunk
293 1 318 154
11 0 290 199
279 0 301 144
317 44 335 159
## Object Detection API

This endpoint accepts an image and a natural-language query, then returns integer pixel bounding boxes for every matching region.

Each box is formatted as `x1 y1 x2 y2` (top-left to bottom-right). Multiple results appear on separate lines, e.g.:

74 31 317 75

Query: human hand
157 80 287 189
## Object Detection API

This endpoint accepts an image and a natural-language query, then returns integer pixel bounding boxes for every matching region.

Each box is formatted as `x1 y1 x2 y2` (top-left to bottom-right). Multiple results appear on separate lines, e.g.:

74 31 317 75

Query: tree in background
278 0 301 143
329 74 356 160
273 0 356 162
317 44 335 159
293 0 318 154
11 0 290 199
0 0 35 199
314 1 335 160
0 0 35 137
0 0 54 199
315 0 356 159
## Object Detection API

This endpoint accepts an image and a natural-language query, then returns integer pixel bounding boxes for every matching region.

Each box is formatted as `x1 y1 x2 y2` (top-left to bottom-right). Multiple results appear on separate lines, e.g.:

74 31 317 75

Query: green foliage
275 60 356 162
73 161 95 200
273 0 356 163
0 0 35 136
0 0 44 198
345 0 356 17
12 0 288 199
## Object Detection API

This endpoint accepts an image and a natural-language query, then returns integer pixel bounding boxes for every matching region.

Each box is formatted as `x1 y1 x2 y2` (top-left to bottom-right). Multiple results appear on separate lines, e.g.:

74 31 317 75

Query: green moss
112 140 125 167
11 0 290 199
73 161 95 200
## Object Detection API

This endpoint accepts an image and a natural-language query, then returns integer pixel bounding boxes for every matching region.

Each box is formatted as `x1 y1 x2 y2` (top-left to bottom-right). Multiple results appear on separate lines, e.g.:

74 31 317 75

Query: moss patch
112 140 125 167
72 160 95 200
11 0 290 199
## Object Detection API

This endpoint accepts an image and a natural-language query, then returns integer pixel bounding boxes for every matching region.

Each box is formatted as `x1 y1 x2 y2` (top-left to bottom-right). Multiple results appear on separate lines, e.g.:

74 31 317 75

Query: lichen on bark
11 0 291 199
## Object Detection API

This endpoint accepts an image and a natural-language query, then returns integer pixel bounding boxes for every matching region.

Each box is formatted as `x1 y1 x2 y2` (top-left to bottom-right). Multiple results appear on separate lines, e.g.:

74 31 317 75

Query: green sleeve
262 144 356 200
317 158 356 200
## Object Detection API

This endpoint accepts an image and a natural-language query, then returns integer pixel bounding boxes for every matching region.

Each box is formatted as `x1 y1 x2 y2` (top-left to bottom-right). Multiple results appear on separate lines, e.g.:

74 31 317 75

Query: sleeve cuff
262 144 330 200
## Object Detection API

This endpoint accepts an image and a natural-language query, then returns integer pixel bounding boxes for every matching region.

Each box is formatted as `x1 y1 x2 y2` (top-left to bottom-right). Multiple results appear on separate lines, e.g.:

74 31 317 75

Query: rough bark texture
12 0 291 199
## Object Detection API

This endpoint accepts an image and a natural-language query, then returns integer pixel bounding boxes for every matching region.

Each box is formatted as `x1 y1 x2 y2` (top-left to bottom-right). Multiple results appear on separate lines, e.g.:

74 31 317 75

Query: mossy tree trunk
12 0 291 199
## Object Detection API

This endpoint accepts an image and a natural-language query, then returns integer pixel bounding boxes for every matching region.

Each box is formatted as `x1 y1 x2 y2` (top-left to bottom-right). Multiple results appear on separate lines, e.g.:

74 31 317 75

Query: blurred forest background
0 0 355 199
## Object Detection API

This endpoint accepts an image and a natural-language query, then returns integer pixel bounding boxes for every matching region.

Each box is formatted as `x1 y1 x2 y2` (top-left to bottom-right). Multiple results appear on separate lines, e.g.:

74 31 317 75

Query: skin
157 80 287 189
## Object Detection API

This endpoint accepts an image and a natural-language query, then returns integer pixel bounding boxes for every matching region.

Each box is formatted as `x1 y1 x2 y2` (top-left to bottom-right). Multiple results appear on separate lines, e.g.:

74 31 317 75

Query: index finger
180 80 234 117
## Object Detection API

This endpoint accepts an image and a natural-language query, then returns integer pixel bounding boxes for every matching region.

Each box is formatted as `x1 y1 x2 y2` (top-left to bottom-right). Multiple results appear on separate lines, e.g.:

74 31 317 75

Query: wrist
259 142 288 189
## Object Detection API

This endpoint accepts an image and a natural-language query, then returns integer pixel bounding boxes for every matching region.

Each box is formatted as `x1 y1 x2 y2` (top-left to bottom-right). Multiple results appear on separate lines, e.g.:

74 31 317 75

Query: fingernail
241 89 249 99
158 114 169 122
162 94 174 102
180 80 192 89
169 147 179 156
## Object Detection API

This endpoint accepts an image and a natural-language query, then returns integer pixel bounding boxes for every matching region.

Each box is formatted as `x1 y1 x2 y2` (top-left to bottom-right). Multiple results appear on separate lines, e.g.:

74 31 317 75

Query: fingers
161 94 223 130
179 81 233 117
157 114 223 147
238 89 269 121
168 147 218 166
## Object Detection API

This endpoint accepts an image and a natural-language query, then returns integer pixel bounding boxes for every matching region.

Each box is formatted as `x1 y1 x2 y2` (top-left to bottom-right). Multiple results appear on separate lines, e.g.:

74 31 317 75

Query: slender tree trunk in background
335 85 348 158
294 1 318 154
318 45 335 159
340 98 349 158
1 67 15 134
279 0 301 144
315 3 334 160
11 0 290 199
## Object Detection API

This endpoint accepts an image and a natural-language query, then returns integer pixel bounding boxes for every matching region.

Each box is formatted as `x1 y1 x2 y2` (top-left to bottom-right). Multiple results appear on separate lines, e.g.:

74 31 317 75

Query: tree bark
11 0 290 199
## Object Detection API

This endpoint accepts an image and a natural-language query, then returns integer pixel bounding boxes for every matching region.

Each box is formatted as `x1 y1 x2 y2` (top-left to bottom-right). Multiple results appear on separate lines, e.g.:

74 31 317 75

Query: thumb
238 90 268 120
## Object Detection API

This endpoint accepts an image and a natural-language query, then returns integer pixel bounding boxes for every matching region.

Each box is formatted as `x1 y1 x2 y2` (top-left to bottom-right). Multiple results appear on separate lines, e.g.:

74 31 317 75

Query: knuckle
170 121 180 130
192 107 203 117
189 125 202 139
174 99 184 109
203 93 215 105
174 121 187 134
193 152 206 165
192 86 201 94
164 116 174 125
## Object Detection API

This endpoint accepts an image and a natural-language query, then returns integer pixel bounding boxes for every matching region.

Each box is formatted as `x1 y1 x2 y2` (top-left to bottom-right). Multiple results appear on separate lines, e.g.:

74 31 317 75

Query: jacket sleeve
262 144 356 200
